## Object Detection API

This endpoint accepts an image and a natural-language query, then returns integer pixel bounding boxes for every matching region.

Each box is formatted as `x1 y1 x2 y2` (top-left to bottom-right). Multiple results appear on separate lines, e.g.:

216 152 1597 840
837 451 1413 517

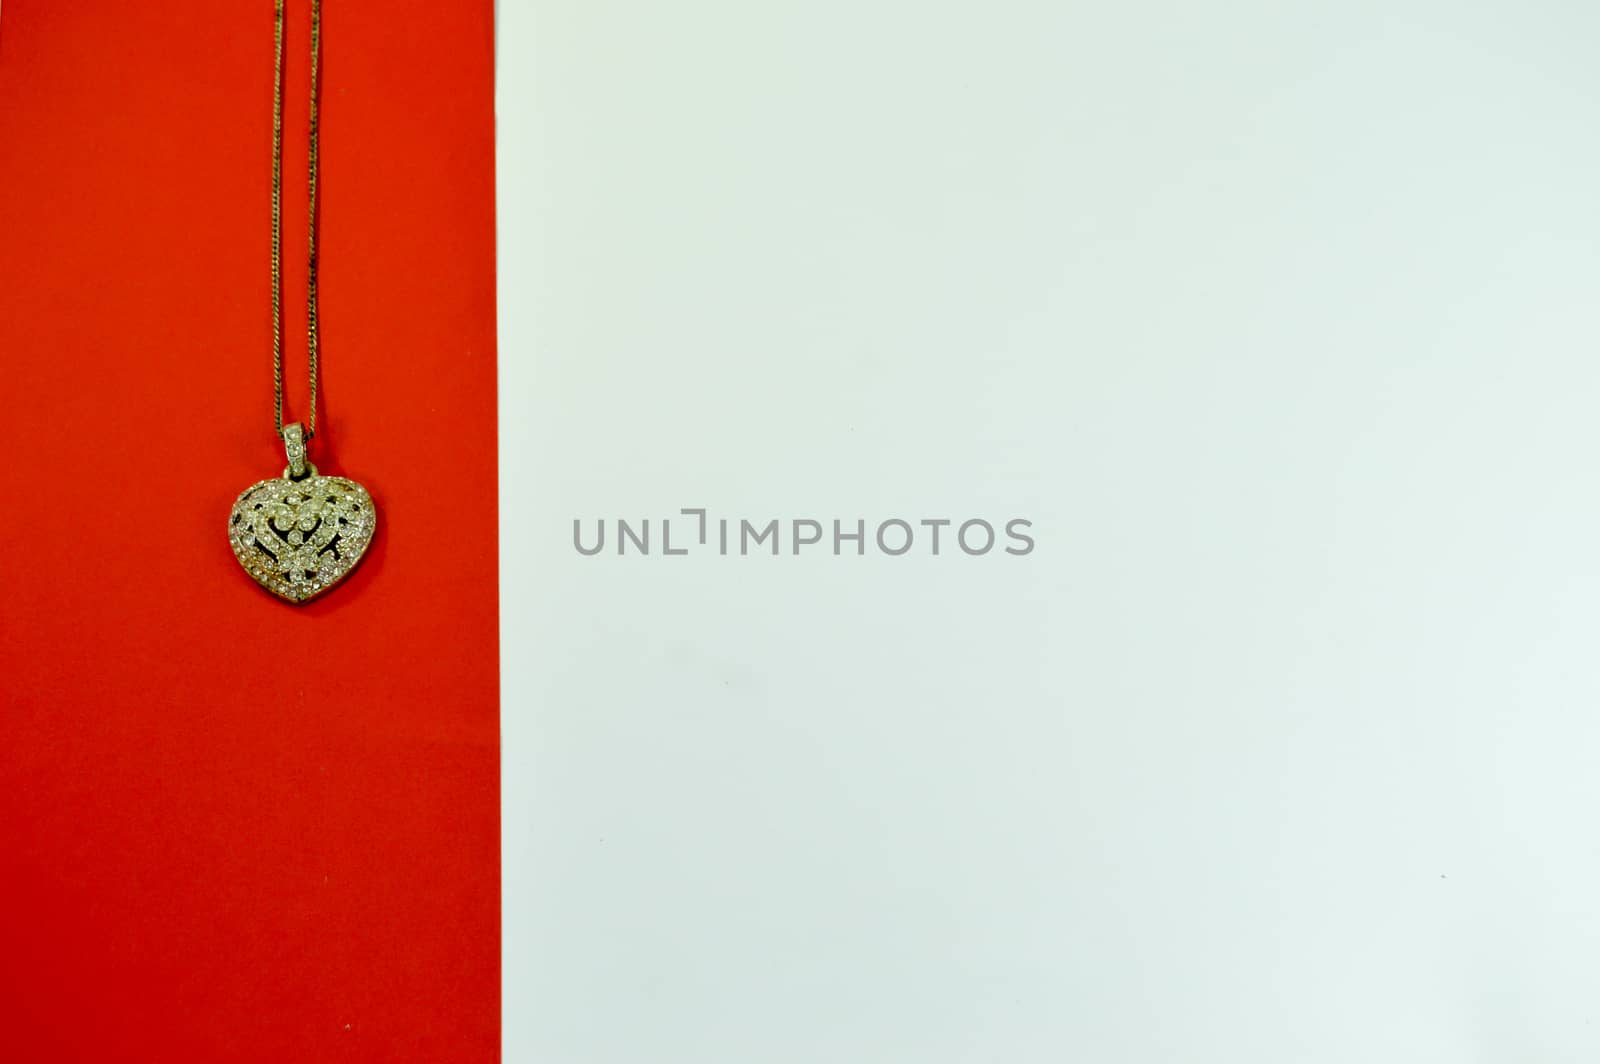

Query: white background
499 2 1600 1060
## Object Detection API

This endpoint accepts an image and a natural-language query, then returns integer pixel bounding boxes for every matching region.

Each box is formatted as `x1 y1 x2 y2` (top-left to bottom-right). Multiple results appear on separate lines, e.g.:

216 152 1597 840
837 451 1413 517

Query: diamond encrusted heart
228 473 377 603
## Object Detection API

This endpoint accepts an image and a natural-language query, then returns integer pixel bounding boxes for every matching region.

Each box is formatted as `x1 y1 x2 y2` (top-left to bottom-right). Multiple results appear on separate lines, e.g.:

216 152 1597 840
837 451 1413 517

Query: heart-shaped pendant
228 425 377 603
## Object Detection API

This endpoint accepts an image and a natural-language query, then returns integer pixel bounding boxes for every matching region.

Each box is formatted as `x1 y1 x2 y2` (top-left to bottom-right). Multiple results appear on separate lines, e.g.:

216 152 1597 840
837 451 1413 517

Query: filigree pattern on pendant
228 475 377 603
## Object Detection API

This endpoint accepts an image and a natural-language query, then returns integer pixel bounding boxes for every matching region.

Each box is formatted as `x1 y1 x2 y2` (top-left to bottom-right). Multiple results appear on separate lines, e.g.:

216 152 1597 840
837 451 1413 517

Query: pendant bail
282 422 309 480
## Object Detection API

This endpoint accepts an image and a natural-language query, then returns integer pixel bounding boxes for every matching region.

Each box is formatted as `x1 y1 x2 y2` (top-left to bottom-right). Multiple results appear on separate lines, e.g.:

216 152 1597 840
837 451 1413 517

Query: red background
0 2 499 1059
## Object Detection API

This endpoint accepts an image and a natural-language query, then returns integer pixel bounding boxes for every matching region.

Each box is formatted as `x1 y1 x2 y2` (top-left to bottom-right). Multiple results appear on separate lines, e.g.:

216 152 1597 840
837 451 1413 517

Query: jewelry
229 0 376 603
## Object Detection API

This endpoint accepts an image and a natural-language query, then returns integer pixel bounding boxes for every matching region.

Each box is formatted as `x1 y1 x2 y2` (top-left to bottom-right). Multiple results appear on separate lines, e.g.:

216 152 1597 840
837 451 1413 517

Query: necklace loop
282 422 310 480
